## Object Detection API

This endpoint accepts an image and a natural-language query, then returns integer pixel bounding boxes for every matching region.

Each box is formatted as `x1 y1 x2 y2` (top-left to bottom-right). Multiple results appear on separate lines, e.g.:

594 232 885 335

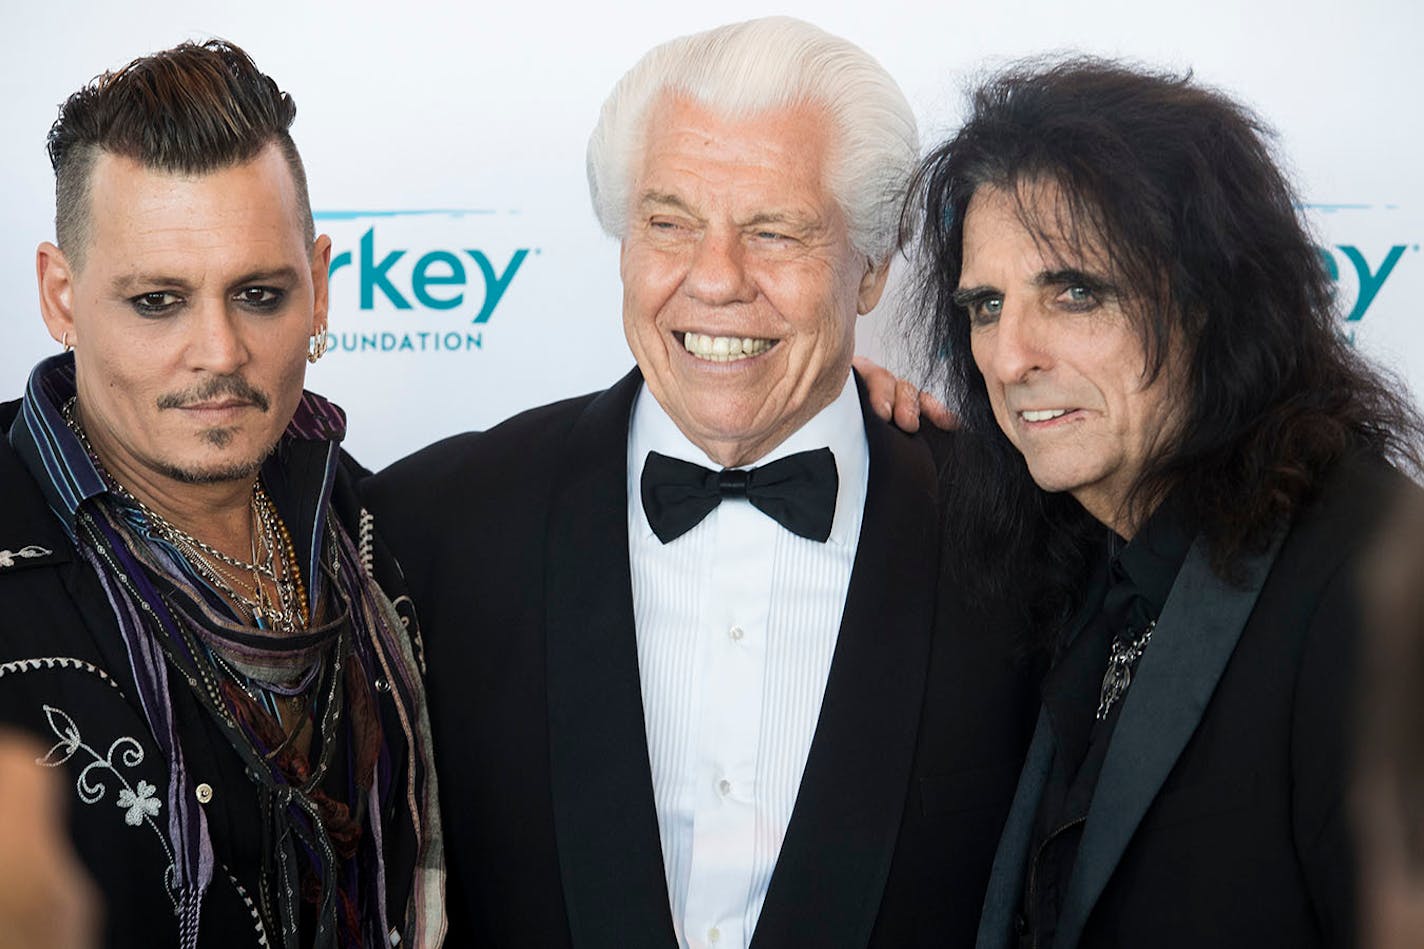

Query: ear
36 242 77 344
856 256 892 315
310 234 333 334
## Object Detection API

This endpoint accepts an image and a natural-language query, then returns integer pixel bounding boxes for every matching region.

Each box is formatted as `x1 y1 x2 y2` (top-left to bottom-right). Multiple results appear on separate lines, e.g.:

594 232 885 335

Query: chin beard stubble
151 374 277 485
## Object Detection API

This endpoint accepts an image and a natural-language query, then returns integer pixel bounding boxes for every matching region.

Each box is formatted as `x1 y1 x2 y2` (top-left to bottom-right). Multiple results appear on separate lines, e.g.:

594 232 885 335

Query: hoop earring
61 331 73 353
307 331 330 364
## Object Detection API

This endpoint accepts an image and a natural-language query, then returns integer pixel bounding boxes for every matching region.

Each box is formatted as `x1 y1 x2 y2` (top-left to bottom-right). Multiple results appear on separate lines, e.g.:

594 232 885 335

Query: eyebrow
1035 267 1113 292
951 266 1117 308
740 210 823 236
950 285 996 309
109 266 302 296
637 191 698 216
635 191 822 235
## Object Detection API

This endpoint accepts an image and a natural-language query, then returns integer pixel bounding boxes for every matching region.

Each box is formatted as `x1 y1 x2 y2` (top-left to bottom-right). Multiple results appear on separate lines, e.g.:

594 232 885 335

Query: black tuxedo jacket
977 455 1405 949
364 368 1038 948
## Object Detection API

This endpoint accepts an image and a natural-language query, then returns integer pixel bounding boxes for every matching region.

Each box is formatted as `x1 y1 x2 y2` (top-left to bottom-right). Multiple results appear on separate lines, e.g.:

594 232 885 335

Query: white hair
587 16 919 263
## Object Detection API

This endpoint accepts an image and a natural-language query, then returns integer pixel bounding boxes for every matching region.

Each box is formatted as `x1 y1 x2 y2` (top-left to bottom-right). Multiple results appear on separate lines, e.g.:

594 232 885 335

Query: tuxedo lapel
545 368 679 948
975 563 1111 949
975 707 1054 949
1055 533 1283 949
750 385 941 949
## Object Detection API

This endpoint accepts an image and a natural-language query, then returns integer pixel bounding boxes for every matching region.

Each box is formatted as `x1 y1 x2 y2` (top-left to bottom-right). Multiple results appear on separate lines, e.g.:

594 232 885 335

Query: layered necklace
61 397 309 634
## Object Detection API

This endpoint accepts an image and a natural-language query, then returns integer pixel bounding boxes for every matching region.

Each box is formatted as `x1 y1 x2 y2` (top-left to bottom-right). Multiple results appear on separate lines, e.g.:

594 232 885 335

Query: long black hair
902 57 1422 645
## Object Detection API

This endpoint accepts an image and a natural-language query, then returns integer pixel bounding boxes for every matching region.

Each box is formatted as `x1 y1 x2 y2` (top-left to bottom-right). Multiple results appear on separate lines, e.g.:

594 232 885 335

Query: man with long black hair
900 59 1423 948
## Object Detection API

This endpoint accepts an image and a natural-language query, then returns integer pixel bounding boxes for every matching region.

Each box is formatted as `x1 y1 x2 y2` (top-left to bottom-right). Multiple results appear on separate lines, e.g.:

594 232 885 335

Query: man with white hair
365 18 1036 948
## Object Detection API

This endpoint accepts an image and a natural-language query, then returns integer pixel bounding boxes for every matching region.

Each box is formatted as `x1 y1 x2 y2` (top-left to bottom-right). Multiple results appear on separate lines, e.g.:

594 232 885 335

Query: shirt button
195 783 214 804
708 927 721 943
728 625 744 642
717 778 732 796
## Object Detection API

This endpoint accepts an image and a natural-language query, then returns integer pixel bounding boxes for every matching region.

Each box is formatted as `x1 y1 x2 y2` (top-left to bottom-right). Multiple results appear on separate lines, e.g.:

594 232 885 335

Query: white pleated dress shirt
626 374 869 949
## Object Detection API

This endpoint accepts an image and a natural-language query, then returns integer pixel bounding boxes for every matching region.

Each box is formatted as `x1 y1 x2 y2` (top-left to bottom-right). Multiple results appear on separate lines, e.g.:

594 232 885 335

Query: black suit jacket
977 455 1403 949
364 368 1038 948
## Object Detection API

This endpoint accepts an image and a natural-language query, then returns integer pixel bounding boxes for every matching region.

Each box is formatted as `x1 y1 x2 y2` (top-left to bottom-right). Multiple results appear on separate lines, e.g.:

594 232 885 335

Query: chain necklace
61 397 308 633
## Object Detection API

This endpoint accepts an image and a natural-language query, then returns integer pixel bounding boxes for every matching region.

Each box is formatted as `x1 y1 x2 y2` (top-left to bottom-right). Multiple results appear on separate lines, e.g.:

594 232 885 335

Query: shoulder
0 403 71 566
366 389 604 500
1277 452 1412 572
359 376 637 558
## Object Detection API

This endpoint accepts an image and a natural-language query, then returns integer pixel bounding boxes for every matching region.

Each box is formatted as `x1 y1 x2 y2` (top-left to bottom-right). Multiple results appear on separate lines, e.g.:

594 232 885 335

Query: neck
693 433 786 470
124 477 257 560
678 380 848 469
1077 490 1158 542
71 405 258 563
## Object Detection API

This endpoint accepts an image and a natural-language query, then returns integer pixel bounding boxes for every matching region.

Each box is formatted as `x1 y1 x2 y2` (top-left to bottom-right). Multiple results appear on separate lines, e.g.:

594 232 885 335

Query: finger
919 392 958 431
851 355 897 421
893 379 922 433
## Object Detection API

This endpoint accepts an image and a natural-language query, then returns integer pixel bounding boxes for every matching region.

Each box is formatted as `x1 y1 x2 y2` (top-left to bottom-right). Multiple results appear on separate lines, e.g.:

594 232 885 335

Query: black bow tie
640 448 839 545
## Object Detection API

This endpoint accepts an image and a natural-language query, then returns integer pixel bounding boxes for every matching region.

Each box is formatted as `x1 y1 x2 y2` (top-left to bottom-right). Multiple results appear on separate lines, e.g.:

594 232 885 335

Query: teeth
1021 409 1069 422
682 332 773 362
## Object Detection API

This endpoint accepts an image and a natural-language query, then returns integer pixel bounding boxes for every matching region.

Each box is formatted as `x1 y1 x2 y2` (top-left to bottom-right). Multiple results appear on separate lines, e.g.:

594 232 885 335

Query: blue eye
1059 285 1097 309
966 295 1003 327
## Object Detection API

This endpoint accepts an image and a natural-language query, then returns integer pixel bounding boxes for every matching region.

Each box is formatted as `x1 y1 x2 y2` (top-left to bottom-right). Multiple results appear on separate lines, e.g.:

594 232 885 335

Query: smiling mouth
1019 408 1070 422
678 331 776 363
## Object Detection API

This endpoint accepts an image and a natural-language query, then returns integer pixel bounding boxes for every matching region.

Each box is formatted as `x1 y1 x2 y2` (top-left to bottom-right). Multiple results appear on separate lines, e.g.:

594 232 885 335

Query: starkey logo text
316 209 534 355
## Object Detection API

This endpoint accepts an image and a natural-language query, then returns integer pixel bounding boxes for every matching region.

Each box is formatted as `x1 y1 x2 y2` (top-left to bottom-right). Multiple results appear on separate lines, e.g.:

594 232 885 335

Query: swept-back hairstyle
587 16 918 263
48 39 312 267
903 57 1422 640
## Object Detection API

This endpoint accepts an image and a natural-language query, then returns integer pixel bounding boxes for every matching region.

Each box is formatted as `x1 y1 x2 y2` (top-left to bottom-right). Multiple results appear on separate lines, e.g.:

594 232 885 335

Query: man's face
620 95 887 467
39 144 329 492
958 182 1180 532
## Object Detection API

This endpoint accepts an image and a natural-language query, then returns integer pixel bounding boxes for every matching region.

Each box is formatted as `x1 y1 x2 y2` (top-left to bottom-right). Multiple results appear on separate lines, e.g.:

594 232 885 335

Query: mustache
156 375 271 413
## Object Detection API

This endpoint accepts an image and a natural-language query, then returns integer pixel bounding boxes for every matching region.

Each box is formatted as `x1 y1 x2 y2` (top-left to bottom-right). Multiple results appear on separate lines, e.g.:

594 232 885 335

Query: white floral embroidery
117 780 162 826
36 704 178 909
0 544 52 568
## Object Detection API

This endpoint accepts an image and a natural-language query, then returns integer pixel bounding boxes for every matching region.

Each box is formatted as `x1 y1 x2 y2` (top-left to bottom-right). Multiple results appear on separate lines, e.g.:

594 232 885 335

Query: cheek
622 253 682 338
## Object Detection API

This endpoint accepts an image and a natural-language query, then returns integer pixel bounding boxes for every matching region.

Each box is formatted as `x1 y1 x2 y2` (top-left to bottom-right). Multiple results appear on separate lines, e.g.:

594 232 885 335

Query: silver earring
307 331 330 364
61 332 73 353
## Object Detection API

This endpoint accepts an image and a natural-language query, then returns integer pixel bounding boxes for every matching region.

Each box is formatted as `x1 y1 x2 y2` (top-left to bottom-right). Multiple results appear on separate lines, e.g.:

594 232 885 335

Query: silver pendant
1096 620 1156 721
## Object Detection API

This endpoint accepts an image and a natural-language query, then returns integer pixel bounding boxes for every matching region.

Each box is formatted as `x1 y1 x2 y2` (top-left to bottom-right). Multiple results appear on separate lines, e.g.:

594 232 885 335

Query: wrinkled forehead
630 94 842 225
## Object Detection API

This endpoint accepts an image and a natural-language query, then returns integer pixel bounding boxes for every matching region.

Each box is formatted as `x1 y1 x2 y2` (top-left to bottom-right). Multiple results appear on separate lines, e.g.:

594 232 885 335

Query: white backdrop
2 0 1419 468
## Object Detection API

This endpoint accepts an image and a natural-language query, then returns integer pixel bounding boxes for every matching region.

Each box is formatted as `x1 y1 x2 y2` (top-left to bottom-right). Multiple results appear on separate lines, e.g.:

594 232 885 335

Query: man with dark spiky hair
0 41 443 948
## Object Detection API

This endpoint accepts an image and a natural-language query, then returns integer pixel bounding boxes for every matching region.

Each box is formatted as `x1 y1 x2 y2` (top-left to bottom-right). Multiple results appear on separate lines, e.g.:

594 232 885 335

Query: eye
234 286 284 311
1057 284 1098 310
755 230 790 242
130 291 181 316
964 294 1003 327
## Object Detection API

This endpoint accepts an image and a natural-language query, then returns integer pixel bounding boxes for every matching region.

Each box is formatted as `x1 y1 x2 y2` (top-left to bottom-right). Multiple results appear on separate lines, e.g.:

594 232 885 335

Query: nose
186 298 251 375
978 303 1050 385
683 228 756 306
